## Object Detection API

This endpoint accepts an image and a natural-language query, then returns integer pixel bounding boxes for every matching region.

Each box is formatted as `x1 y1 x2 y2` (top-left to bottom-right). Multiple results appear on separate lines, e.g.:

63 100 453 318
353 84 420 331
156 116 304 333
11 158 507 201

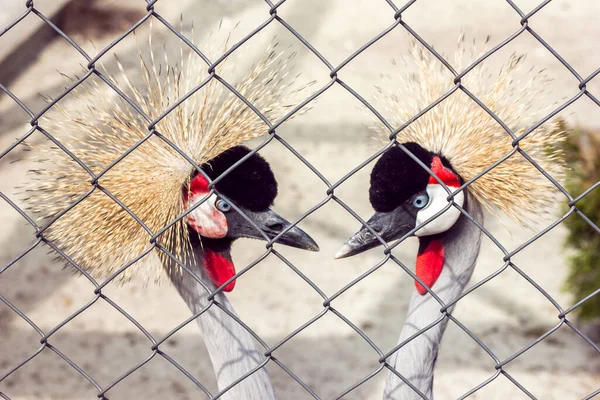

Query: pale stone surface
0 0 72 62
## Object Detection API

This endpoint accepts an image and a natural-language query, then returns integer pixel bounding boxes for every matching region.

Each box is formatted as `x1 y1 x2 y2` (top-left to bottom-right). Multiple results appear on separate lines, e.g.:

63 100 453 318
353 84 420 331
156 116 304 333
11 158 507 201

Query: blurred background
0 0 599 399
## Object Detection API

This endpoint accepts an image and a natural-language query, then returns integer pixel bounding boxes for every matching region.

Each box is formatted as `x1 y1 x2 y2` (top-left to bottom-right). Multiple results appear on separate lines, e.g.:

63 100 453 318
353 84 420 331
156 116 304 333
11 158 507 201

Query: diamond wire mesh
0 0 599 399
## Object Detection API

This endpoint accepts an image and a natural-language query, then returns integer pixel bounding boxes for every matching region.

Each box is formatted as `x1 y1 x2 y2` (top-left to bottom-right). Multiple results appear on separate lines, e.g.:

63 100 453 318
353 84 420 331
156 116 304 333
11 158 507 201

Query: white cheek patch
415 184 464 237
185 193 228 238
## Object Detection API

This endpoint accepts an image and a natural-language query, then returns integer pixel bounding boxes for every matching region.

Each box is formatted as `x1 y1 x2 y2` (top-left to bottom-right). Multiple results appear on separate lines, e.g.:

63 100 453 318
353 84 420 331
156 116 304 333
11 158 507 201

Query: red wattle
415 239 445 295
428 156 460 187
203 248 236 292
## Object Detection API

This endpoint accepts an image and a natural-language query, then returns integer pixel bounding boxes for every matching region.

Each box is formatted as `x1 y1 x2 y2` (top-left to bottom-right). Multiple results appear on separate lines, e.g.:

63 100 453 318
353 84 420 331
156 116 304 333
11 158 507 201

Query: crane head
335 142 465 260
184 146 319 291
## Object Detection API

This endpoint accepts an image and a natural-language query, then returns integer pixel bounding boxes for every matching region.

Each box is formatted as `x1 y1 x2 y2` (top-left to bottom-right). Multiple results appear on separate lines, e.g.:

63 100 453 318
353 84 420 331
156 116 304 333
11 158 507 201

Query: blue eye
216 199 232 212
412 193 429 209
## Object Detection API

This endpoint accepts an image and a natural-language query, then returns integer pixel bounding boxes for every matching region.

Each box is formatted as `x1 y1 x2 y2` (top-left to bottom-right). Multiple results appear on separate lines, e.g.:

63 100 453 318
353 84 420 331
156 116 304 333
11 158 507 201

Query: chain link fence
1 0 599 399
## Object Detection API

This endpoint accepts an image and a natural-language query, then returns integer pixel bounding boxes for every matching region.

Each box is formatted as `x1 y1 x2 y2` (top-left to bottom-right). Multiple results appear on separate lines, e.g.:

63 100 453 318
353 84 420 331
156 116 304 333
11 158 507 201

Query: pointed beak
227 208 319 252
335 208 414 259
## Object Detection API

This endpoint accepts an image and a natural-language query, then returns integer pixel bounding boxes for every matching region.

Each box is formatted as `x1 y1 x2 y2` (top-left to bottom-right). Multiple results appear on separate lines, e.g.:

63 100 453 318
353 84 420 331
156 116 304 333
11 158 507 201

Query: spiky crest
23 27 314 283
372 34 566 225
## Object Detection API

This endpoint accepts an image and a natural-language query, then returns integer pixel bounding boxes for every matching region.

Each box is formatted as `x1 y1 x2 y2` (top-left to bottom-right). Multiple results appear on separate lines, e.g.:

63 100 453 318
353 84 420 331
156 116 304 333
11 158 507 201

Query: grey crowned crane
336 37 565 399
21 35 317 399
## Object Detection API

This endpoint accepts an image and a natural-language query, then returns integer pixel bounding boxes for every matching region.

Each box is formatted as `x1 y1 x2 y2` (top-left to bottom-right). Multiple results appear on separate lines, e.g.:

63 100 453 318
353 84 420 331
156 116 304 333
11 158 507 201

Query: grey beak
227 208 319 252
335 228 380 259
335 209 414 259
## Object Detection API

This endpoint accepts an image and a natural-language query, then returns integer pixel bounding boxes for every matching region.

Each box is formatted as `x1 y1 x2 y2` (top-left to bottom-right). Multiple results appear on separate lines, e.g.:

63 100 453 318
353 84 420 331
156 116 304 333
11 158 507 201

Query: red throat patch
428 156 460 187
203 248 236 292
415 239 445 295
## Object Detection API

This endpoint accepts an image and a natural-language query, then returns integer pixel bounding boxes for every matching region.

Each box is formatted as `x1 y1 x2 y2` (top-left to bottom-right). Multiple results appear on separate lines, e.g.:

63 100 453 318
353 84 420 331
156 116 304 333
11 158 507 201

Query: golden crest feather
23 30 314 283
372 34 566 225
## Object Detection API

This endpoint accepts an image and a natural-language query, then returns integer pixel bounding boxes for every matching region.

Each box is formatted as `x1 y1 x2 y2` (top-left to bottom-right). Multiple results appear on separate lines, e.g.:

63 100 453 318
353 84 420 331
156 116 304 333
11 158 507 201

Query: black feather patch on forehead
200 146 277 211
369 143 434 212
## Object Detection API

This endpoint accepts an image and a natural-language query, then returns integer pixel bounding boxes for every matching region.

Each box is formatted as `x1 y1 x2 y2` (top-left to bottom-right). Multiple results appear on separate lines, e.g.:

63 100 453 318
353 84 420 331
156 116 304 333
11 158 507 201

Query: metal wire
0 1 599 399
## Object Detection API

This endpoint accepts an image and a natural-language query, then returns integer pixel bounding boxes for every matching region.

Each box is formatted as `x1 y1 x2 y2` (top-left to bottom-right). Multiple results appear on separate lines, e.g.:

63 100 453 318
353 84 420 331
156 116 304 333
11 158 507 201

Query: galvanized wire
0 0 599 399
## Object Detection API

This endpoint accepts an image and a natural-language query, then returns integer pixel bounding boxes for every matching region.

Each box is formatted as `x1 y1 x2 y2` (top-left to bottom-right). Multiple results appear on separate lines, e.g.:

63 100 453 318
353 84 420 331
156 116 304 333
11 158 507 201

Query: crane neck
383 196 483 400
167 251 276 400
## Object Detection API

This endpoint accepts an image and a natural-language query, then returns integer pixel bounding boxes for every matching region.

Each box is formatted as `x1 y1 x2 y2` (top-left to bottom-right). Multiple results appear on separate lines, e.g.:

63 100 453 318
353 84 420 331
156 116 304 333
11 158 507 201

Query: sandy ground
1 0 599 399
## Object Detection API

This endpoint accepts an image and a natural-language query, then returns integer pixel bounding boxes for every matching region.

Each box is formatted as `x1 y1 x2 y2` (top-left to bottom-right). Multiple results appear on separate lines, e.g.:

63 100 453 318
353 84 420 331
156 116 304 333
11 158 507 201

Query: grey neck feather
383 196 483 400
167 250 276 400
